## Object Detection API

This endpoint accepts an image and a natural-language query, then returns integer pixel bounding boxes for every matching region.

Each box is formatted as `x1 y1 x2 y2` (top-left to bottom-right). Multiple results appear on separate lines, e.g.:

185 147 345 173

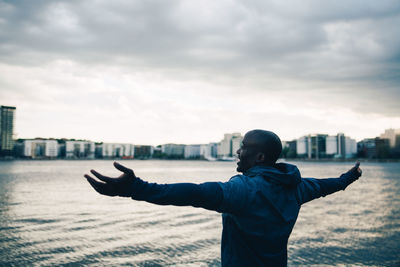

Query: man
85 129 362 266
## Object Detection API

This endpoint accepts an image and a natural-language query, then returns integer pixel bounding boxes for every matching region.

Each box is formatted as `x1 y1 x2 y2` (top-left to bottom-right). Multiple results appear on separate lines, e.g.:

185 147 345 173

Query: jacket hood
244 162 301 187
243 163 302 222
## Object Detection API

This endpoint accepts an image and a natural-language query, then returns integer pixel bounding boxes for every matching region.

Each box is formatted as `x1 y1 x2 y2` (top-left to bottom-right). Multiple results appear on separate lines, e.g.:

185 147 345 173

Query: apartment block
65 141 95 159
21 139 58 158
98 143 135 158
184 144 201 159
296 133 357 159
161 144 185 158
0 106 16 157
134 145 154 159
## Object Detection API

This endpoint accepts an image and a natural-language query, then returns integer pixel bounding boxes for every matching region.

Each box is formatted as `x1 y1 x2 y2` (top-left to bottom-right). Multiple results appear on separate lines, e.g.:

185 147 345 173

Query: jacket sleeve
296 169 361 205
216 175 250 214
129 177 224 212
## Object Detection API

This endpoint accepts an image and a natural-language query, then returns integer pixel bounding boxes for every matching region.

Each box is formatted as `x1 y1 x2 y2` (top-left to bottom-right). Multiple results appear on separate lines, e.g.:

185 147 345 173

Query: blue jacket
129 163 360 267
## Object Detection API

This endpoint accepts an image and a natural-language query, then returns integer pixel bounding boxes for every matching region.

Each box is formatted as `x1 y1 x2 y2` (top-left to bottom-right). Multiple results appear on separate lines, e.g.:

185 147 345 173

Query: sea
0 160 399 266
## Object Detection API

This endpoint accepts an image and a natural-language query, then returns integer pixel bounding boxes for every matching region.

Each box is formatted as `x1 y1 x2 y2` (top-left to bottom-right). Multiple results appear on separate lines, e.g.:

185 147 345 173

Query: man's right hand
84 162 137 197
342 162 362 184
349 161 362 177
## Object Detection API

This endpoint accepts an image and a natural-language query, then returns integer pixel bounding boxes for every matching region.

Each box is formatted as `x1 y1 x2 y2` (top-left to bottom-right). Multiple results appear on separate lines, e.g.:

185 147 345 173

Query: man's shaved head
245 129 282 165
236 129 282 172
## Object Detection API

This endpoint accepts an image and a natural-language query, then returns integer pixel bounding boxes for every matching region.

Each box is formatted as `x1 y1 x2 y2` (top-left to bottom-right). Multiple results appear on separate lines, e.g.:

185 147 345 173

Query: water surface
0 160 399 266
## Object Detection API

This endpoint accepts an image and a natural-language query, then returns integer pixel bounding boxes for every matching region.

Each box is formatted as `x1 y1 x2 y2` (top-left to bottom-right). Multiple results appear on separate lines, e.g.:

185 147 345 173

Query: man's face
236 135 259 173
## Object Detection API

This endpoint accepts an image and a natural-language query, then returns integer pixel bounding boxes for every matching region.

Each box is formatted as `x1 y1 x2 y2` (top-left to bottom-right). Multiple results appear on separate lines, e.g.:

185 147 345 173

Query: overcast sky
1 0 399 145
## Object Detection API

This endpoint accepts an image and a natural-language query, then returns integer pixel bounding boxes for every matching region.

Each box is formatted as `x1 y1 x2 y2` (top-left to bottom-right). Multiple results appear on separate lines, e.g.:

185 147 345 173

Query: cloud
0 0 399 143
2 1 399 67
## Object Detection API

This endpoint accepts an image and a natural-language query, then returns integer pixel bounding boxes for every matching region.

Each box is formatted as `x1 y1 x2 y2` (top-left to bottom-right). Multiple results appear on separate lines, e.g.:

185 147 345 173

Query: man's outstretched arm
297 162 362 205
85 162 224 212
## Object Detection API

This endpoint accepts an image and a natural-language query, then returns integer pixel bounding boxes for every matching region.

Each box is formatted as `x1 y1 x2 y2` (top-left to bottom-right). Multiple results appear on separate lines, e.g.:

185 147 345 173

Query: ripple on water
1 160 399 266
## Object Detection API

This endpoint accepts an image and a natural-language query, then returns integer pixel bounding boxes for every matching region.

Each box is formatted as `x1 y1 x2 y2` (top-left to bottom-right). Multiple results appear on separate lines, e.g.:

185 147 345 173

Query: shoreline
1 157 400 163
281 158 400 163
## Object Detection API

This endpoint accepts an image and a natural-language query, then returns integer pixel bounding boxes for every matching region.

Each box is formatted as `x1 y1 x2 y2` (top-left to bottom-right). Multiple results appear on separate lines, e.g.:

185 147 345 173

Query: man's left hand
84 162 137 197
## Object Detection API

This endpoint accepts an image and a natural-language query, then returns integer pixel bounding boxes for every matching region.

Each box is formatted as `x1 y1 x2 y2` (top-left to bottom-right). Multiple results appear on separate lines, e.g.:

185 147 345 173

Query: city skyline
5 103 397 160
13 129 397 160
3 104 396 145
7 110 400 145
7 112 393 148
1 1 399 145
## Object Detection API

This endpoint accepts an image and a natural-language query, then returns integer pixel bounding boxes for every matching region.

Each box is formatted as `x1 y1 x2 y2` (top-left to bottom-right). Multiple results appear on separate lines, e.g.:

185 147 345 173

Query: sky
1 0 399 145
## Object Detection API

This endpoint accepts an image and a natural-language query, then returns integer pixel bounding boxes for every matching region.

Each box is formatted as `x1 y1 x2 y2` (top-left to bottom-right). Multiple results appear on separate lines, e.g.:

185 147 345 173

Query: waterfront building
358 138 390 158
296 136 308 157
344 136 357 158
217 133 242 158
326 136 338 155
325 133 357 158
380 128 400 148
200 143 218 160
218 134 231 157
295 134 328 159
281 140 297 158
309 134 328 159
232 135 242 156
296 133 356 159
184 144 201 159
134 145 154 159
152 146 163 158
97 143 135 158
161 144 185 158
65 140 95 159
0 106 16 157
21 139 58 158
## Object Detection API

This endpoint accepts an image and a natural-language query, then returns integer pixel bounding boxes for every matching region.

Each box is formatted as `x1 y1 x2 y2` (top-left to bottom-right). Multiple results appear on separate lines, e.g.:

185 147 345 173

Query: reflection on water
0 160 399 266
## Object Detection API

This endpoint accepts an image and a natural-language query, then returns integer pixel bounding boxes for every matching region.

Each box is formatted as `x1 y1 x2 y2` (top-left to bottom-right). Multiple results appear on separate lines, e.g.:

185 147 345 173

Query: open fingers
114 162 135 177
90 169 116 183
350 161 362 176
85 175 117 196
355 162 362 174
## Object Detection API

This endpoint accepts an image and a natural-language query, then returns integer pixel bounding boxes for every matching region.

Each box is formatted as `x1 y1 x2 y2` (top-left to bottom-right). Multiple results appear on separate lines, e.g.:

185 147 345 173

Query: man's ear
256 152 265 163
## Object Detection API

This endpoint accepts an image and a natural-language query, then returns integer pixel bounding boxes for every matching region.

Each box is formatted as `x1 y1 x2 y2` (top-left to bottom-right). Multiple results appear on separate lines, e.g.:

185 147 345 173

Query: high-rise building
217 133 242 158
0 105 16 157
380 128 400 148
